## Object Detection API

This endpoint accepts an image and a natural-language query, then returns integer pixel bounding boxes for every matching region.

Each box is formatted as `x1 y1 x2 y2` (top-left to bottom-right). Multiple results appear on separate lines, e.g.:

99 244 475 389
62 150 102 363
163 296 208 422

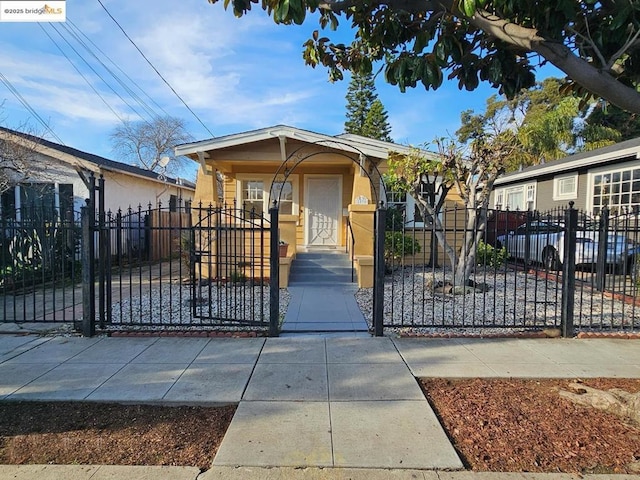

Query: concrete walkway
281 285 369 335
3 335 640 479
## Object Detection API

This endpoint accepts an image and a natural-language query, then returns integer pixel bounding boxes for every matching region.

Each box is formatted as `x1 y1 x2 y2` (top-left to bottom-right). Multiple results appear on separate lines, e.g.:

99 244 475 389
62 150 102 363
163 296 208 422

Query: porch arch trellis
267 140 388 336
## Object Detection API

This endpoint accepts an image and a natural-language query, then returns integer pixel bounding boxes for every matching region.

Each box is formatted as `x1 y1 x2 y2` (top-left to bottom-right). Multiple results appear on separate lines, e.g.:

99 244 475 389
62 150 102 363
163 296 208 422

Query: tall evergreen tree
344 73 392 141
363 100 392 142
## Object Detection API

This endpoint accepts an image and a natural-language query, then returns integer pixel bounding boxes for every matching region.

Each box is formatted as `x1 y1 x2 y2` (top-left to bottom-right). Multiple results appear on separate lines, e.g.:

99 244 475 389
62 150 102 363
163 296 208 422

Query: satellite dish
159 156 170 168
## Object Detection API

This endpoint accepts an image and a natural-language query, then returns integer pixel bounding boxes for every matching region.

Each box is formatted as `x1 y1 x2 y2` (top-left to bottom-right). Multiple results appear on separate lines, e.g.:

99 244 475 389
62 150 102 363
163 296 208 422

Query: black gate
191 203 271 329
78 175 280 336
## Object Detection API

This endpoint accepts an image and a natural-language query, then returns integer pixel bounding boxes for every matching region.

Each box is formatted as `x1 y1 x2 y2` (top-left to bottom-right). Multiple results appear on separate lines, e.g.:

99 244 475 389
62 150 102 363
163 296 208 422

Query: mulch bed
0 402 236 471
420 378 640 474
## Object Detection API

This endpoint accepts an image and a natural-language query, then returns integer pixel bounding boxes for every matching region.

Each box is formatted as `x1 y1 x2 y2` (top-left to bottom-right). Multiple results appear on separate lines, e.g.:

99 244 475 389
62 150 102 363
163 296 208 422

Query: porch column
193 166 219 207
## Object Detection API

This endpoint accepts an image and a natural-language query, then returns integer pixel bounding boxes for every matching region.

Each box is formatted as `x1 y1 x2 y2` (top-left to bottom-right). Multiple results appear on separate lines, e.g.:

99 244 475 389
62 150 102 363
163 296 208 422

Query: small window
241 180 264 218
270 181 293 214
494 190 504 209
58 184 74 215
554 174 578 200
169 194 178 212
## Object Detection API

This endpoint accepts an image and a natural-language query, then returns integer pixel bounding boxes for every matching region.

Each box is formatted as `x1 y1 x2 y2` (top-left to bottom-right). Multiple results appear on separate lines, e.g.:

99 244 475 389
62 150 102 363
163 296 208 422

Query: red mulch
0 402 235 471
420 378 640 474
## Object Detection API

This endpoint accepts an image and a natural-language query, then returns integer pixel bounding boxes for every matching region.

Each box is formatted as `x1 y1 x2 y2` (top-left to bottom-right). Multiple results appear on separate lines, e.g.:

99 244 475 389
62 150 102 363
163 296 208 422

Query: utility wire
66 19 172 119
96 0 215 137
42 23 149 123
58 21 158 122
0 71 66 144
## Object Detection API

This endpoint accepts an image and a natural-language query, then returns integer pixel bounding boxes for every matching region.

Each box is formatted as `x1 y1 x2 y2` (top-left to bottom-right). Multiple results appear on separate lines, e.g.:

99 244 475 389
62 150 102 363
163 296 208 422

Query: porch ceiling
192 136 362 173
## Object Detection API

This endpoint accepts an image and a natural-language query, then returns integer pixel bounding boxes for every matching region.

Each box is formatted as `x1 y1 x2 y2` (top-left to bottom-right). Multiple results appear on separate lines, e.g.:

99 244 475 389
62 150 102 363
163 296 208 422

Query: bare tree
0 117 41 195
110 116 193 176
389 135 515 286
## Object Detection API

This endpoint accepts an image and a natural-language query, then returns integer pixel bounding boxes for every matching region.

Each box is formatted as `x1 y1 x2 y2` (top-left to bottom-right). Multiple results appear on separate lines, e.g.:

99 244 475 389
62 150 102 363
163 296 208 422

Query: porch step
289 251 355 285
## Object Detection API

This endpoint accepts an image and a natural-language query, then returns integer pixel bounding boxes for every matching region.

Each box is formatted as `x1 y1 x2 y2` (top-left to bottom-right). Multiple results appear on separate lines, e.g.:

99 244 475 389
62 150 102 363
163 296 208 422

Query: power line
0 71 66 144
65 19 172 119
96 0 215 137
42 23 148 124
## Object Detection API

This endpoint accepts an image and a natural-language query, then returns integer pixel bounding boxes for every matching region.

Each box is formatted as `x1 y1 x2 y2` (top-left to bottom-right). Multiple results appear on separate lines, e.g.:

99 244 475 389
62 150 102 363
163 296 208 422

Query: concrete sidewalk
2 335 640 479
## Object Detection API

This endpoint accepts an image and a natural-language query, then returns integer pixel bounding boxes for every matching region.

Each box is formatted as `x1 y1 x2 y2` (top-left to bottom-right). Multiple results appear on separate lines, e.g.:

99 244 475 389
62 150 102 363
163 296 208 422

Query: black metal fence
5 184 640 337
1 193 278 335
92 201 275 334
378 203 640 333
1 207 81 324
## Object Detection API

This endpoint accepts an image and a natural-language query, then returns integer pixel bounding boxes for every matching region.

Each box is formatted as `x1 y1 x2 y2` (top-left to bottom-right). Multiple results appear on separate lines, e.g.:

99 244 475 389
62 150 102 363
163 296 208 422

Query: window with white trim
241 180 264 218
494 191 503 209
237 175 298 219
386 182 441 227
592 166 640 215
494 182 536 211
553 174 578 200
0 183 74 221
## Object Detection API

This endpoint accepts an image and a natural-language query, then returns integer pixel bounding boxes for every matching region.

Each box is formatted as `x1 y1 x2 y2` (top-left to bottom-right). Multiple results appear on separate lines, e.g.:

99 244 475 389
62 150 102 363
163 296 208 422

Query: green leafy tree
581 103 640 149
344 73 392 141
387 148 452 267
456 78 616 172
209 0 640 114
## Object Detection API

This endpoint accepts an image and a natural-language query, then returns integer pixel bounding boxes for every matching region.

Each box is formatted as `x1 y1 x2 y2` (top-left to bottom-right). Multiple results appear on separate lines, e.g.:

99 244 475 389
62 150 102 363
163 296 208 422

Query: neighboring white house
0 126 195 219
491 137 640 215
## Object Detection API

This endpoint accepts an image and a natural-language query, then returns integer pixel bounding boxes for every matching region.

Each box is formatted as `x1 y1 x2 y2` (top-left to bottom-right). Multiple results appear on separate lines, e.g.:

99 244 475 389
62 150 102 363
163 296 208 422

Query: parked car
496 220 640 272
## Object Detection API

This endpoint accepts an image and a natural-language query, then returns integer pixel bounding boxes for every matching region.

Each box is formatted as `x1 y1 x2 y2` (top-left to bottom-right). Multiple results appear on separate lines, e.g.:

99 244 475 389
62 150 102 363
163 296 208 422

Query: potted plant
279 240 289 258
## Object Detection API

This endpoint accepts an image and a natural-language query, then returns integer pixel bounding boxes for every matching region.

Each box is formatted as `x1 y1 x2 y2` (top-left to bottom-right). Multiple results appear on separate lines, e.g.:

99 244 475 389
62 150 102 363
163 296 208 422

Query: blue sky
0 0 550 179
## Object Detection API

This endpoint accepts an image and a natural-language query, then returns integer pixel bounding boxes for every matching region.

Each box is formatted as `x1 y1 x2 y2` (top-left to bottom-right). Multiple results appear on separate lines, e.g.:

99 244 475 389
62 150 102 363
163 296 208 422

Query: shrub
476 240 508 268
384 231 421 271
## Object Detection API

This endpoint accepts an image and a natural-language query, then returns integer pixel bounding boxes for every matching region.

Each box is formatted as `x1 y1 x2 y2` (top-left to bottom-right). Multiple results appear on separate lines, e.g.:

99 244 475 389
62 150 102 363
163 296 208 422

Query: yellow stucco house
175 125 446 287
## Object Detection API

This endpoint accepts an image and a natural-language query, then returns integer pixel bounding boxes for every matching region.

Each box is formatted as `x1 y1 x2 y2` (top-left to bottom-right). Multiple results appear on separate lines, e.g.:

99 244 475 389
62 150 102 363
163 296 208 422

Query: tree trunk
559 382 640 425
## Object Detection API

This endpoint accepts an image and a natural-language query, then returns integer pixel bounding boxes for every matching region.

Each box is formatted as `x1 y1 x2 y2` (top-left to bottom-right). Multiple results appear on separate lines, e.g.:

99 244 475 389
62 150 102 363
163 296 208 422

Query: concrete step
291 266 353 276
289 251 355 285
288 274 354 284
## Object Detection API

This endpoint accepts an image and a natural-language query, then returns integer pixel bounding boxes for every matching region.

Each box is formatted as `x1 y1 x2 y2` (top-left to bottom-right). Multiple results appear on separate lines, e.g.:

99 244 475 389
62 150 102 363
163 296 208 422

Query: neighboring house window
496 183 536 211
592 167 640 215
1 183 74 221
553 174 578 201
494 191 504 209
386 182 440 227
526 184 536 211
169 194 178 212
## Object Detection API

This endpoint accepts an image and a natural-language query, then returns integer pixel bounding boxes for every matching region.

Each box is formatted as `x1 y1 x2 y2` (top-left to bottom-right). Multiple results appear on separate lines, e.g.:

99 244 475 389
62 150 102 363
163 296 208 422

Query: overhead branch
470 10 640 113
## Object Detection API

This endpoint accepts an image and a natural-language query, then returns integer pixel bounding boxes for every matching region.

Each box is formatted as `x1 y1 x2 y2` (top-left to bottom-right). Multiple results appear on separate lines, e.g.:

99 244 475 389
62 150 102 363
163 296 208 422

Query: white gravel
355 267 640 336
108 282 290 332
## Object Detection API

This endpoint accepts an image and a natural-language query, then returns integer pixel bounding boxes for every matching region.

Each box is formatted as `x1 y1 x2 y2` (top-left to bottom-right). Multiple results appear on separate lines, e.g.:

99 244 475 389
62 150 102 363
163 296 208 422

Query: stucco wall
101 170 194 213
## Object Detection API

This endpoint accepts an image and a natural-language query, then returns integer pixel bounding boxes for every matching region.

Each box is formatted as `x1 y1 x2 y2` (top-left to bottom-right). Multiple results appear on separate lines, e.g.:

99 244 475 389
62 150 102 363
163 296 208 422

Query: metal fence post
595 206 609 292
373 203 386 337
269 203 280 337
81 203 95 337
561 202 577 338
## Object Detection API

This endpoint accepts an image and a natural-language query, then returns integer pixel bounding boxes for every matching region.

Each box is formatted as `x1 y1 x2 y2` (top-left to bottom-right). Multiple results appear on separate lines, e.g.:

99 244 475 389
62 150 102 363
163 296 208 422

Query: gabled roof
175 125 428 160
494 136 640 186
0 126 195 189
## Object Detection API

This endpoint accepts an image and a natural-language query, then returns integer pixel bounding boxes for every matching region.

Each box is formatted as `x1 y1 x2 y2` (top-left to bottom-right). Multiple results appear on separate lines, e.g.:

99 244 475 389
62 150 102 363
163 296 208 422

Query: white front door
306 176 340 247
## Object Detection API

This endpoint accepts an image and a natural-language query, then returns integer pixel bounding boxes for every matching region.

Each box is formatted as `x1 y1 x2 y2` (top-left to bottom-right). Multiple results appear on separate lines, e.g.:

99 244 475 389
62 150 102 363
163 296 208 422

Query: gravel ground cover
356 268 640 336
107 282 290 332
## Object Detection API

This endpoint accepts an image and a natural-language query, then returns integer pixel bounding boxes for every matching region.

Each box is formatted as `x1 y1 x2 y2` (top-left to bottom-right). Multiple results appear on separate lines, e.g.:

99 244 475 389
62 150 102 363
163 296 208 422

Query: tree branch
470 9 640 113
